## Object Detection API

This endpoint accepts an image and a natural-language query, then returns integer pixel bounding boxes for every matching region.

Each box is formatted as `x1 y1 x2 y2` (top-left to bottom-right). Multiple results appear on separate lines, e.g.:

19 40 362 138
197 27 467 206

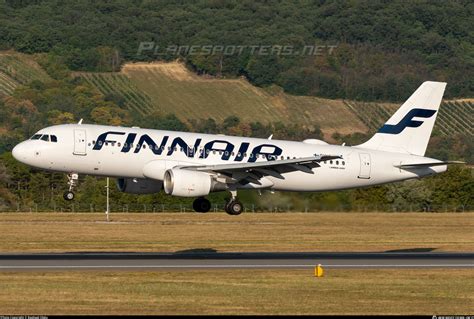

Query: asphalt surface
0 252 473 271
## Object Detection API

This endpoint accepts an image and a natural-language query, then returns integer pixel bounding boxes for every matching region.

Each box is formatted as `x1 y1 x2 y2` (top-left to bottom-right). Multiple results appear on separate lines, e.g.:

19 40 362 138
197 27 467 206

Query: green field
1 212 473 253
1 269 472 315
0 212 473 315
0 51 50 95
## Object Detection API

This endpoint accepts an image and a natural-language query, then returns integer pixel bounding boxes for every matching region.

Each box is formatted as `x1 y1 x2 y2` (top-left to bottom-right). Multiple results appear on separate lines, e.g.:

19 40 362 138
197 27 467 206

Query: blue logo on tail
378 108 436 134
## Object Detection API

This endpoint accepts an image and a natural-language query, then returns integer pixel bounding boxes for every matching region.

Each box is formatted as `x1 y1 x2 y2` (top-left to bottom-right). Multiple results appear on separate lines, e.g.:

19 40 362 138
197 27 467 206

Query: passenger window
336 161 339 165
41 135 49 142
342 161 345 165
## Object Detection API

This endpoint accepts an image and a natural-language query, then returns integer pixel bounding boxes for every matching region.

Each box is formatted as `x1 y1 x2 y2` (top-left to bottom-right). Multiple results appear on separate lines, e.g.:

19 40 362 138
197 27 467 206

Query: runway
0 252 473 271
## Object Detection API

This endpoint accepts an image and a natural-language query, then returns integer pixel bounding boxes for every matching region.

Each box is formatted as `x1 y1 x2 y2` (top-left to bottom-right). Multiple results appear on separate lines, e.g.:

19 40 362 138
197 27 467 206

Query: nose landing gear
63 173 79 201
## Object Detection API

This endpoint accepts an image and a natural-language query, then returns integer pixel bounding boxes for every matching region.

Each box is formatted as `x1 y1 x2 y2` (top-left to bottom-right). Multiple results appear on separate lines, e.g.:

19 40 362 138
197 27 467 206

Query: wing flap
182 155 341 174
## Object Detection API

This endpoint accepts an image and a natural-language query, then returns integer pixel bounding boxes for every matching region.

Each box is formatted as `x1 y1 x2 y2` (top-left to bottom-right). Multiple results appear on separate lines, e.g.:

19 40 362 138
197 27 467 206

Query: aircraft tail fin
357 81 446 156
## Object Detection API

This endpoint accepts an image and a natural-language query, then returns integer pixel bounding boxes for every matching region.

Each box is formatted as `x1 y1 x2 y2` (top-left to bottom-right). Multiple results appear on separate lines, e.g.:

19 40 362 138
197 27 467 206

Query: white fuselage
12 124 446 193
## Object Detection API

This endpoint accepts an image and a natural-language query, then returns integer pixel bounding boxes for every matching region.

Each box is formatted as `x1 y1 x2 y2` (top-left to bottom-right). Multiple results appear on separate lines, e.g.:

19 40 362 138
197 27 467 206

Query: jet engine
116 178 162 194
164 168 221 197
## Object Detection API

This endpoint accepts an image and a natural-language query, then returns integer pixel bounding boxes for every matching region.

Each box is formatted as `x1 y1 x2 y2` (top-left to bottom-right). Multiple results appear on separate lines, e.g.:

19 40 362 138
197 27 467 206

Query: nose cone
12 142 29 163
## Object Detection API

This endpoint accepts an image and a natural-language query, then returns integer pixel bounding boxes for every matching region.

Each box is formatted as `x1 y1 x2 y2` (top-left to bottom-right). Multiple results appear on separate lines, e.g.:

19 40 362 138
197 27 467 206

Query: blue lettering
199 140 235 160
249 144 282 162
121 133 137 153
378 109 436 134
167 137 201 157
93 131 125 150
134 134 168 155
234 142 250 162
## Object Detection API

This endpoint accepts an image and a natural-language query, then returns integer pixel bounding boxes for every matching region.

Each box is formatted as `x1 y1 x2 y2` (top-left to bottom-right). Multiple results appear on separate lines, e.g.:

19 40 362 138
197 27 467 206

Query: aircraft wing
180 155 341 185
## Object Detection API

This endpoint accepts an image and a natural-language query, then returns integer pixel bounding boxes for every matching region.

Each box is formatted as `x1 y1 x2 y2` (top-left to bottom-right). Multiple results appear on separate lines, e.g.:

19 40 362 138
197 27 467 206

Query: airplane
11 81 463 215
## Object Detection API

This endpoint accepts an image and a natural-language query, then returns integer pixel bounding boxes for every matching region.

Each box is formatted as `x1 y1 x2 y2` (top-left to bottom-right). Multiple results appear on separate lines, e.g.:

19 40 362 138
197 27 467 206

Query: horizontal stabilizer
394 161 465 169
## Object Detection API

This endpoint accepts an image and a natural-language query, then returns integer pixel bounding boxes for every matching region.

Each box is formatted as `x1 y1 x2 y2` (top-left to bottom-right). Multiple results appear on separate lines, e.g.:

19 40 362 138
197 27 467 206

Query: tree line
0 0 472 101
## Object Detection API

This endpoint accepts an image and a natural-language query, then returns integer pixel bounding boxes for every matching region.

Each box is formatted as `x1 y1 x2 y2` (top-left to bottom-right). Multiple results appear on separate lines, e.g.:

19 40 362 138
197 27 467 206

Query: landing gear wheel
64 173 79 201
63 191 75 201
225 200 243 215
193 197 211 213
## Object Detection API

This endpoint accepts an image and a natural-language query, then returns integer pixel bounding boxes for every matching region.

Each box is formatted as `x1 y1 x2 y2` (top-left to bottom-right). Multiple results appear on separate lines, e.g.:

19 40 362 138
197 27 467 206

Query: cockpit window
31 134 42 140
40 135 50 142
50 135 58 142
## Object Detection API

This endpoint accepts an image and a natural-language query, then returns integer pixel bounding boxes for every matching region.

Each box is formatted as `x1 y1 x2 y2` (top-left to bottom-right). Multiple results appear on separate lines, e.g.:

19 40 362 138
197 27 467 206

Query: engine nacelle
164 168 213 197
116 178 162 194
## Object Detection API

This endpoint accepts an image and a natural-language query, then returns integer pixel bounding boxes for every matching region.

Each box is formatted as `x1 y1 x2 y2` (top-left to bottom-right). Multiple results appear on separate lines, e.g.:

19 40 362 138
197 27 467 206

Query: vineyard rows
0 53 50 95
79 73 155 116
344 100 473 136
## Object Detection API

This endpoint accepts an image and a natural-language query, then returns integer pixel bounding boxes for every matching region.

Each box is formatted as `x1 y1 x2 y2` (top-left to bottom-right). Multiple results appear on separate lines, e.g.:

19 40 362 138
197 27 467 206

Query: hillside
1 1 472 100
0 51 50 95
0 52 471 140
77 62 369 138
77 61 473 139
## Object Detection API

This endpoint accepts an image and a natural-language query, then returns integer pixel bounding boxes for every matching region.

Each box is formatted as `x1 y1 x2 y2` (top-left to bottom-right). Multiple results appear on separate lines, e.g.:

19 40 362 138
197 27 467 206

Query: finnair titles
12 81 462 215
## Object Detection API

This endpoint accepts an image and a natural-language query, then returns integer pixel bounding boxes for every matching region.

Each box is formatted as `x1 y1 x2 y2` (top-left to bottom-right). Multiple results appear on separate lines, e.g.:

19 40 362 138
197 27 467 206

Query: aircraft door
73 129 87 155
358 153 371 179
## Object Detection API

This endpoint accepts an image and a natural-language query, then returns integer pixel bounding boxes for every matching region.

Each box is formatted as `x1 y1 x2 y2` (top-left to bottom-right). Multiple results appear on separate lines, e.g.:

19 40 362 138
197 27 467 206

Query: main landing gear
224 198 243 215
63 173 78 201
224 190 243 215
193 197 211 213
192 191 244 215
